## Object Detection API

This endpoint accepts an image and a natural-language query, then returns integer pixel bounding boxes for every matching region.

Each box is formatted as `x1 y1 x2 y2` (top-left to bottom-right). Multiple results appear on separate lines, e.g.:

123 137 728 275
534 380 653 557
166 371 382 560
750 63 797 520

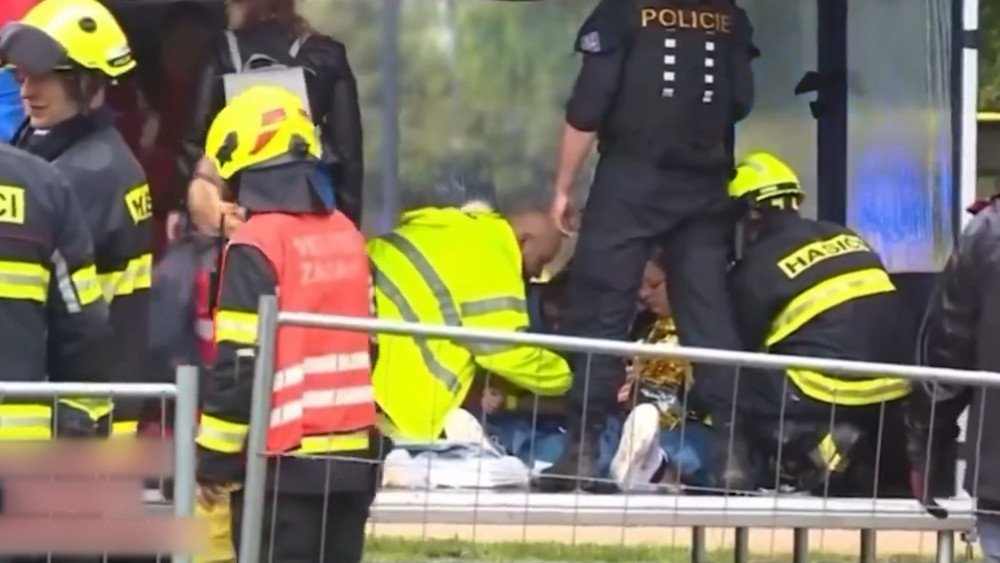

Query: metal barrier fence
0 371 198 563
240 295 994 563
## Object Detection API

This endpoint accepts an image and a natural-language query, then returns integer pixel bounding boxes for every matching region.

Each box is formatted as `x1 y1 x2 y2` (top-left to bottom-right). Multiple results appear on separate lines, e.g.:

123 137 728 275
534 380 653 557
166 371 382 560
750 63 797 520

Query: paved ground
368 524 981 558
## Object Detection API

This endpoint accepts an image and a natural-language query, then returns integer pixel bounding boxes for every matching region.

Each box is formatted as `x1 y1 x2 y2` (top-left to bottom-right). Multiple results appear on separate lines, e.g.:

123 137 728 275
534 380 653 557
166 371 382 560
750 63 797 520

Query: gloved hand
909 467 948 519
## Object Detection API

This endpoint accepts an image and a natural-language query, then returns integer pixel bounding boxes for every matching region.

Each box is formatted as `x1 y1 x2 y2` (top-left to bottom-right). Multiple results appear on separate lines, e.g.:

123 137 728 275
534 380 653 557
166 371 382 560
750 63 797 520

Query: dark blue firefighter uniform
537 0 758 491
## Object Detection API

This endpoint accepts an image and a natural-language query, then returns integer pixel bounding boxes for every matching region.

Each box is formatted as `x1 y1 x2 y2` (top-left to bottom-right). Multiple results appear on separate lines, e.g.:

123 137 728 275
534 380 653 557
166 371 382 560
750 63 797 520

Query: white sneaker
610 403 665 492
442 408 502 456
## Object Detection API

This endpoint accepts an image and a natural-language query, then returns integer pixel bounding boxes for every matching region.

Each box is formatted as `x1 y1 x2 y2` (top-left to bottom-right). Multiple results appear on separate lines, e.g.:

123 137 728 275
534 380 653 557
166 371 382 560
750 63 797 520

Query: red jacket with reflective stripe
225 211 375 453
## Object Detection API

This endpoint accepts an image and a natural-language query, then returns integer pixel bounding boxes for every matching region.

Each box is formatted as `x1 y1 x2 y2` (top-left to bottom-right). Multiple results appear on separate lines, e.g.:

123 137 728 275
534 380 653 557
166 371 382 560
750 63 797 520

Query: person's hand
481 386 505 415
165 210 184 241
196 483 227 508
220 202 246 237
549 192 577 236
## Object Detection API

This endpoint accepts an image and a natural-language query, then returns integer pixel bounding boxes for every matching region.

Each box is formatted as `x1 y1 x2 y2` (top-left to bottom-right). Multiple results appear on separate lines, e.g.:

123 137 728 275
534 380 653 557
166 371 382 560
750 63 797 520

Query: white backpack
221 30 315 116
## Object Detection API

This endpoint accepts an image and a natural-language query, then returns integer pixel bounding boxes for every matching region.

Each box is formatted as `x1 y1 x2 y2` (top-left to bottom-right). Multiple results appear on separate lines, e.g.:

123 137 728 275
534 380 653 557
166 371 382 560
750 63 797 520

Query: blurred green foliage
982 0 1000 110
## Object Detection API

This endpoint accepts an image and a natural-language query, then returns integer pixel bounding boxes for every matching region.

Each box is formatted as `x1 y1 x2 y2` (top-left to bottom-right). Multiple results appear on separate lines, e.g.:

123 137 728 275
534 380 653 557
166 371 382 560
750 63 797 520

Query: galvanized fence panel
240 295 992 563
0 369 198 563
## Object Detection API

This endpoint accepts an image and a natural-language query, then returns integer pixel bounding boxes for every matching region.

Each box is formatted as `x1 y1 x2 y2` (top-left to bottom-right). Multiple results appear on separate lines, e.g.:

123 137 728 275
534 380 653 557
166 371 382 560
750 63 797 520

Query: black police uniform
556 0 756 454
729 211 912 494
16 108 153 435
0 143 111 434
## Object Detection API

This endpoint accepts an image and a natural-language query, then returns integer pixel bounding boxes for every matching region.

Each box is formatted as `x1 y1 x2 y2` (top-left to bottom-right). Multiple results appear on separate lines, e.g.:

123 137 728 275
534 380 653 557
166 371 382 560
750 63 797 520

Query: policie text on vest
640 7 732 33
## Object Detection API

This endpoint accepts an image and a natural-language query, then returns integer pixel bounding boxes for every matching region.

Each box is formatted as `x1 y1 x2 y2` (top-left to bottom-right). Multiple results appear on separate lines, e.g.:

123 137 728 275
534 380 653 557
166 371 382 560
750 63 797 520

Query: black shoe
534 423 604 493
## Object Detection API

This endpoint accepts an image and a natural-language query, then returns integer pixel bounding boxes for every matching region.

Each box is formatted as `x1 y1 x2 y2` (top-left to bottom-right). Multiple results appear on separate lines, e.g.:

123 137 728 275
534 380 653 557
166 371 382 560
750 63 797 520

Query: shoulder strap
289 33 311 58
225 30 242 72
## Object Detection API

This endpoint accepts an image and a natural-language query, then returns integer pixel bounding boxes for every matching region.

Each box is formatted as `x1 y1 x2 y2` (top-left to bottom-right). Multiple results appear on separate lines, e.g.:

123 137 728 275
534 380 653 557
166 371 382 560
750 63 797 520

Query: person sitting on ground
481 258 713 493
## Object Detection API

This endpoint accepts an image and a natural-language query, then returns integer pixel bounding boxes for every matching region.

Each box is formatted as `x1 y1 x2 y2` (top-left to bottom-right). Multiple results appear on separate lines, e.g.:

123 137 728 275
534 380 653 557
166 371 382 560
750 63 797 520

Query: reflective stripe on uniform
58 397 113 421
786 368 911 406
197 415 249 453
817 432 848 472
0 404 52 441
70 264 102 306
273 352 371 392
294 430 370 454
0 260 49 303
382 234 513 357
215 310 259 346
110 420 139 437
269 385 375 428
459 296 526 317
766 268 896 347
98 253 153 302
374 266 461 392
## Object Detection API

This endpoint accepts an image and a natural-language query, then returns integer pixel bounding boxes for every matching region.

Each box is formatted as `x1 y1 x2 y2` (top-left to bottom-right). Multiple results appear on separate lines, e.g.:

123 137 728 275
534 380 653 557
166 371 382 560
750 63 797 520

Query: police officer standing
0 0 153 437
540 0 757 490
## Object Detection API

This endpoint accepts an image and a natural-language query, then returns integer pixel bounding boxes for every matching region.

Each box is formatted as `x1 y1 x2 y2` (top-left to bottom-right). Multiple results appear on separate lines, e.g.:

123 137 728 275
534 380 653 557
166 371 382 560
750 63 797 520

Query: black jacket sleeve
315 38 364 228
196 243 276 484
564 0 630 132
46 171 113 383
905 212 987 467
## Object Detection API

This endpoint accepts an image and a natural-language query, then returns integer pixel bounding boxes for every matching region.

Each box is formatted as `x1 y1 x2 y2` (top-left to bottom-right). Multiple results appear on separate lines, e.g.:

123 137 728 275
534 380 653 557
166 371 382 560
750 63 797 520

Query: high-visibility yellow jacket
368 207 571 441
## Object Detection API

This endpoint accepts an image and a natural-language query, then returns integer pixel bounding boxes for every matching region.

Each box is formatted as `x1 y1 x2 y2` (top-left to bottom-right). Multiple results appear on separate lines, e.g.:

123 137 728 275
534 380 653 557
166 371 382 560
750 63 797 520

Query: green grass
364 537 976 562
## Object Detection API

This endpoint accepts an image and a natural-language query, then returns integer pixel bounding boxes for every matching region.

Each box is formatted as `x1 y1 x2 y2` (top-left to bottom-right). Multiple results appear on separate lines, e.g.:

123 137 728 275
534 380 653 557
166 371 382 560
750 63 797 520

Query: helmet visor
0 23 70 76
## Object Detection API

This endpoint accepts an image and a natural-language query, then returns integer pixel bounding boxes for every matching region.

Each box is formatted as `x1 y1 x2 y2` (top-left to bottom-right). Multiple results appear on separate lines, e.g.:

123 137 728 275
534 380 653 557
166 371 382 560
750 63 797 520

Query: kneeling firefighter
195 85 378 563
0 0 153 437
725 152 912 495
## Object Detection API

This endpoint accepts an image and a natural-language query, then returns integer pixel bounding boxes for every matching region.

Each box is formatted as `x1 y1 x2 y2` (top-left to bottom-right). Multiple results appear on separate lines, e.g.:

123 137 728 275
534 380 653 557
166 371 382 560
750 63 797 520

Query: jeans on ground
487 413 713 486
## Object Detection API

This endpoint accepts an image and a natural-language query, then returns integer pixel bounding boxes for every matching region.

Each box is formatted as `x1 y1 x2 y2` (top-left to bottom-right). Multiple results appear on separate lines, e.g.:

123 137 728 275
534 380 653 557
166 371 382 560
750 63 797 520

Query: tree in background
983 0 999 110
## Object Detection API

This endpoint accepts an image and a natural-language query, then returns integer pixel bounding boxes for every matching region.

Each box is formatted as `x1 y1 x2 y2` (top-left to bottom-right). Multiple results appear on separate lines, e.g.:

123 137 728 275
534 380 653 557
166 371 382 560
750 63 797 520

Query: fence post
859 529 876 563
792 527 808 563
238 295 280 563
172 365 199 563
936 531 955 563
733 527 749 563
690 527 706 563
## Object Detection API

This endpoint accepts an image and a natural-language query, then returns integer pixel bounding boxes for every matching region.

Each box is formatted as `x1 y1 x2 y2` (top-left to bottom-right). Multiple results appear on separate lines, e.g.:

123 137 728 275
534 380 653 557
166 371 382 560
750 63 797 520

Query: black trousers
564 155 743 418
732 367 911 496
230 489 373 563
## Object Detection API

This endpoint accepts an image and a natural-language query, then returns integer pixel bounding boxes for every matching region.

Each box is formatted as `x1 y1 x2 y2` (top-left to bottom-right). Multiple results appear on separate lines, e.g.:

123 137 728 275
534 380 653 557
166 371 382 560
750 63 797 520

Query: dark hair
234 0 311 34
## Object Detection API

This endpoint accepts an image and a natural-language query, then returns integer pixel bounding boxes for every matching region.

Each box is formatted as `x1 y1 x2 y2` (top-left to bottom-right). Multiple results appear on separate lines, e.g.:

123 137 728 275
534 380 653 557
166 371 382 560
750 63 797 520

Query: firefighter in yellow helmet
0 0 153 438
197 85 377 563
724 151 912 495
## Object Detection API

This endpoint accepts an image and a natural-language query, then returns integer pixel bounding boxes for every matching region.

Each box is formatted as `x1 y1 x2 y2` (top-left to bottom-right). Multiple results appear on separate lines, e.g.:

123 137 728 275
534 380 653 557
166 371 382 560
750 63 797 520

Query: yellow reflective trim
787 368 911 406
124 183 153 224
215 310 259 346
98 253 153 302
817 433 846 472
70 264 102 306
0 404 52 441
295 430 370 454
111 420 138 437
59 397 113 421
767 268 896 347
197 415 248 453
0 260 50 303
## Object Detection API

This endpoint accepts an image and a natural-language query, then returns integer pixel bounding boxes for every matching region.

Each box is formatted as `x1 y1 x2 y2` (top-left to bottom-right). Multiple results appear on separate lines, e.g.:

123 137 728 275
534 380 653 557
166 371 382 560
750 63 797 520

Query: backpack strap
225 30 243 72
289 33 311 58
